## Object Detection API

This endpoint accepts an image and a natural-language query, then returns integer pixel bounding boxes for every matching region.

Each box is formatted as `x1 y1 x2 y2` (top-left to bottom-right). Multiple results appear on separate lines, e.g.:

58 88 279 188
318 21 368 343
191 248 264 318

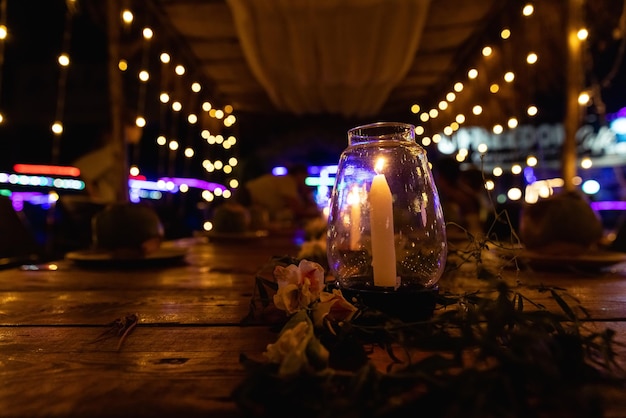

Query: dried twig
92 313 139 351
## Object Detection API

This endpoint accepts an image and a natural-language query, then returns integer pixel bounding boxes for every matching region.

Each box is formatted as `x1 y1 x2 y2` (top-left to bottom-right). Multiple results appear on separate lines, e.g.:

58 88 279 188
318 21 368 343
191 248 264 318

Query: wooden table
1 234 626 417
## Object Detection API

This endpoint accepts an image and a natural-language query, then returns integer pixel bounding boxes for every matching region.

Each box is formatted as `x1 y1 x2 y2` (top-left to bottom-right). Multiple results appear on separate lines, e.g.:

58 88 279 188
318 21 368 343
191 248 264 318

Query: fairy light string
112 2 240 207
51 0 77 164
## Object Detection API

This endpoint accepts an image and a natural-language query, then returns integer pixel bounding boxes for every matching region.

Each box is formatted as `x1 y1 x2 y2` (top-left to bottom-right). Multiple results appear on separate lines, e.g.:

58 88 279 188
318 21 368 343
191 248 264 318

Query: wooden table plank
0 290 253 325
2 321 625 418
2 233 626 417
3 267 626 324
0 327 275 417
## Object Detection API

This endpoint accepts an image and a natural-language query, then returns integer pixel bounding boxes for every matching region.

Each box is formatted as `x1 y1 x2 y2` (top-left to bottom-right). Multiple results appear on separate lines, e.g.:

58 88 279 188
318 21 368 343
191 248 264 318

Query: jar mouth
348 122 415 143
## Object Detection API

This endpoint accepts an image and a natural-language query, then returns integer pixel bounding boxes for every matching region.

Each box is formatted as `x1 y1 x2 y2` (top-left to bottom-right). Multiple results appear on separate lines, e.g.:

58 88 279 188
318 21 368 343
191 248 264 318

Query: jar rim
348 122 415 143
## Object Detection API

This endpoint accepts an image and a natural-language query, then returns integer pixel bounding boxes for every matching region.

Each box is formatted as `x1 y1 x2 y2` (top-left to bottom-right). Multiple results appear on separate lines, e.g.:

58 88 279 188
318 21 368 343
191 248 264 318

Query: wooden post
562 0 584 192
107 0 129 203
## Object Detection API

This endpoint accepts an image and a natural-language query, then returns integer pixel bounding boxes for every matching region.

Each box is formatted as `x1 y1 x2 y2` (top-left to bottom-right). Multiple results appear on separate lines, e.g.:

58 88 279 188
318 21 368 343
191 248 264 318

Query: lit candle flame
375 158 385 174
347 185 360 205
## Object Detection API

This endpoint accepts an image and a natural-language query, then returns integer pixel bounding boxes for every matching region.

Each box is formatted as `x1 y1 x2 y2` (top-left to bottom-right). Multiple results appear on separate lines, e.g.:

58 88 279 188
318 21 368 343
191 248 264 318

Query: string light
410 0 558 182
51 122 63 135
42 3 240 204
121 9 134 25
578 91 591 105
57 53 70 66
142 27 153 40
51 4 76 163
522 3 534 16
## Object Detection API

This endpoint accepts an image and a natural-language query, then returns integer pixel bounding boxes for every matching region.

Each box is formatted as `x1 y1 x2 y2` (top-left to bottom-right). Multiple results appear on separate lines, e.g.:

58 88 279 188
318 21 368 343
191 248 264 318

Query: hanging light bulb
51 122 63 135
121 10 134 25
58 53 70 67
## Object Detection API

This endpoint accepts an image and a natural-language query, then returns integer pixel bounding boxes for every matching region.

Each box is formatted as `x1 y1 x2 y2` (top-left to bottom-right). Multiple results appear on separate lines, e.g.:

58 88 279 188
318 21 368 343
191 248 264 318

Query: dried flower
273 259 325 314
312 289 357 328
264 311 329 376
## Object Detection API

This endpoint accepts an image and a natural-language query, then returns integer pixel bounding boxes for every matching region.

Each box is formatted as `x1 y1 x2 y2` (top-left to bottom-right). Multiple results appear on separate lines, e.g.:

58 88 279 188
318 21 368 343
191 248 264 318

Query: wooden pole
107 0 129 203
562 0 584 192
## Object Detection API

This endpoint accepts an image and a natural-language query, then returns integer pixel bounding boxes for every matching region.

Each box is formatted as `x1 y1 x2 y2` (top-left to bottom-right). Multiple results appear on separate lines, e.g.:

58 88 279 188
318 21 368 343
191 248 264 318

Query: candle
348 186 361 250
369 158 397 287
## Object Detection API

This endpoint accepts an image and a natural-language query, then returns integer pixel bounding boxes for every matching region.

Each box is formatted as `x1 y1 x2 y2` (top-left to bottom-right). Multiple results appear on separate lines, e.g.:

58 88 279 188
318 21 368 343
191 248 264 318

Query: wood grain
1 235 626 417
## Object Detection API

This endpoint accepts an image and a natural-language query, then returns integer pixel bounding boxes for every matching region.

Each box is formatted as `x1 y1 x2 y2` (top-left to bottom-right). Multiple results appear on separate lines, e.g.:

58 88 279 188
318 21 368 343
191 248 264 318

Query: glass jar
326 122 447 316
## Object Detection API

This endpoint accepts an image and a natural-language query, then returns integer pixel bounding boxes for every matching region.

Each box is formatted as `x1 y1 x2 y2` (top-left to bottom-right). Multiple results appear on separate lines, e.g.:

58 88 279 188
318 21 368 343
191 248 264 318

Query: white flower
273 260 325 314
312 289 358 328
264 321 310 365
264 311 329 376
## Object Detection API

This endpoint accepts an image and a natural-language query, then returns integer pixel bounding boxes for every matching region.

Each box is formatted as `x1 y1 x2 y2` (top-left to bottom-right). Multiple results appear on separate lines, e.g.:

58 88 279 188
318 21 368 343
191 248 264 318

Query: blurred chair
0 196 41 268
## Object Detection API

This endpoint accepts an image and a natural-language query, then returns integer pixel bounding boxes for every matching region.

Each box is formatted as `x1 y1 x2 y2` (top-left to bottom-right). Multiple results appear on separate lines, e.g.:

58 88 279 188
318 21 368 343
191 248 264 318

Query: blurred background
0 0 625 254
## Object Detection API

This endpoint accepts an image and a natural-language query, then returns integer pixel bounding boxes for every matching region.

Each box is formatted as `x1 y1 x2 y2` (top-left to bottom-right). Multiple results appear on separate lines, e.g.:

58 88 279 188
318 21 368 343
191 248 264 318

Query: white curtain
227 0 431 118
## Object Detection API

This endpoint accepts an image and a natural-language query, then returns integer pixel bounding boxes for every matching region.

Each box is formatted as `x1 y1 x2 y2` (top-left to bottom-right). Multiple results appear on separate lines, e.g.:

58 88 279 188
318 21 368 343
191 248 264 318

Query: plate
65 247 188 269
490 245 626 271
196 229 269 242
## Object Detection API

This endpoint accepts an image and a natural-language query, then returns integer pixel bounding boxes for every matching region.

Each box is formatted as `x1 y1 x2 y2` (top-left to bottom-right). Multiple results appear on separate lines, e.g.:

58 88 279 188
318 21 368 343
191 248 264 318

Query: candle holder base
336 283 438 322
